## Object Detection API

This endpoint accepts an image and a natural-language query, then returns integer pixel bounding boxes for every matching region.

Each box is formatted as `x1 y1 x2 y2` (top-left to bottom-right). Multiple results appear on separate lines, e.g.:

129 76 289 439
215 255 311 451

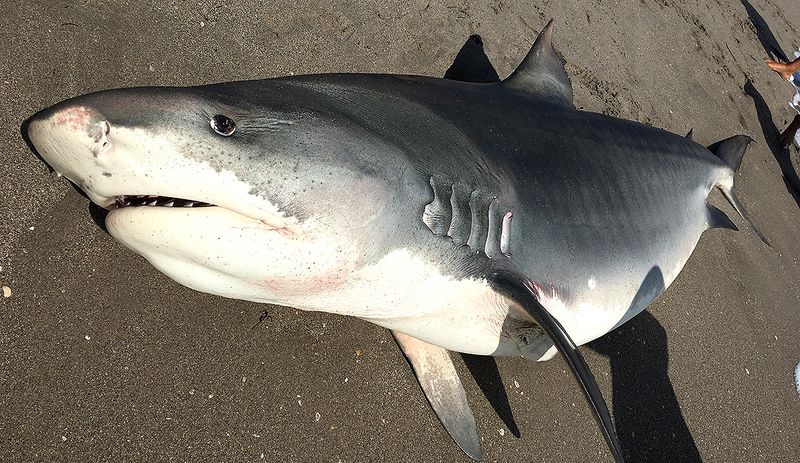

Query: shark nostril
96 121 110 139
102 122 110 147
92 121 112 157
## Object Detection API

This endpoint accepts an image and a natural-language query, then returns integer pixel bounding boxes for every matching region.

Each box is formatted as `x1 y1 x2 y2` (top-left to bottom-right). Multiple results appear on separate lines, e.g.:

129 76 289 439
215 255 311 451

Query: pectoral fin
392 331 483 461
489 270 625 463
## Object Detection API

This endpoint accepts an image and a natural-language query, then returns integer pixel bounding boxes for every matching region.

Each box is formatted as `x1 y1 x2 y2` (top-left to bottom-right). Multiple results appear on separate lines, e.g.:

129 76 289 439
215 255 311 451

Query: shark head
24 82 407 305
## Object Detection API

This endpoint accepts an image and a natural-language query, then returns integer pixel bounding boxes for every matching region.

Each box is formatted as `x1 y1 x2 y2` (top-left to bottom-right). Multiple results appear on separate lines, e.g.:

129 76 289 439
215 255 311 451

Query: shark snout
25 104 111 173
23 103 122 210
26 104 104 144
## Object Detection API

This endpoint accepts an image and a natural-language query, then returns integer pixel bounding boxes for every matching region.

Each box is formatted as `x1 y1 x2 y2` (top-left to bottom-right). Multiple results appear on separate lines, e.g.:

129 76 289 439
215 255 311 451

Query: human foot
766 58 795 80
767 58 800 80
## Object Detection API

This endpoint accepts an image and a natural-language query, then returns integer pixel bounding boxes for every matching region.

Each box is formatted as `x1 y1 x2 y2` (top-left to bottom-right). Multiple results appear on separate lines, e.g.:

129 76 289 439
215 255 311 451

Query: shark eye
210 114 236 136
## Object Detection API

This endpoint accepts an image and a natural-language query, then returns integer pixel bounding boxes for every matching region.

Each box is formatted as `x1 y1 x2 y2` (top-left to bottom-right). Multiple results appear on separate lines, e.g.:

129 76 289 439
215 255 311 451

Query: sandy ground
2 0 800 462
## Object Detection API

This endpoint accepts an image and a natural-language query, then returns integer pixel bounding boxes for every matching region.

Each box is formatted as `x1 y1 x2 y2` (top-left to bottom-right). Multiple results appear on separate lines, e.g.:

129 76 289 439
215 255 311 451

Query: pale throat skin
25 73 734 362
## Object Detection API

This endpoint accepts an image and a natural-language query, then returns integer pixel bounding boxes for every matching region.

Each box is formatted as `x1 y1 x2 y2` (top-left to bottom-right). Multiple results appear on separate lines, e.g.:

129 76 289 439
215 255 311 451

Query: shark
23 21 765 462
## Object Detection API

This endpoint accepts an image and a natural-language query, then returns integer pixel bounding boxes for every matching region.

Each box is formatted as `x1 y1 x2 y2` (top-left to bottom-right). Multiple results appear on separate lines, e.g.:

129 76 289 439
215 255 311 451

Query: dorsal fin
502 19 574 108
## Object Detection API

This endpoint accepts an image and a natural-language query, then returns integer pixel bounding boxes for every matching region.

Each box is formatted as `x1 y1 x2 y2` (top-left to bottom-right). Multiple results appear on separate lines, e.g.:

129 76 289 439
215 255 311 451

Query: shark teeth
114 195 212 209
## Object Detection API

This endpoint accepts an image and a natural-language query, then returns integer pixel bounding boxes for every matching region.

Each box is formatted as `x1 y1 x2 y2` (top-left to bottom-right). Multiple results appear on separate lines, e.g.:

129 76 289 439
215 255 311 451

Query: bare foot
766 58 794 80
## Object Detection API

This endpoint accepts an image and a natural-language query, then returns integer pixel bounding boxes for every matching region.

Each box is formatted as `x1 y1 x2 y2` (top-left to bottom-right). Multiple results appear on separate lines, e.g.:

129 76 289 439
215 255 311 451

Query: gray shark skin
23 21 761 462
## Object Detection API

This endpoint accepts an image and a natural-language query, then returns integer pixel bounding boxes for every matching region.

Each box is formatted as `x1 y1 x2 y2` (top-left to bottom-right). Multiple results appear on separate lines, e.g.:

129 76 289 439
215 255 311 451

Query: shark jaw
23 102 350 304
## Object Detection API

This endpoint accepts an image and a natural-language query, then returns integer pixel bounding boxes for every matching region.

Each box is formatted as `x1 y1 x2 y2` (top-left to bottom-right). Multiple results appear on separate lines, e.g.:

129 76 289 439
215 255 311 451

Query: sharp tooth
163 201 174 207
185 202 195 207
147 200 158 206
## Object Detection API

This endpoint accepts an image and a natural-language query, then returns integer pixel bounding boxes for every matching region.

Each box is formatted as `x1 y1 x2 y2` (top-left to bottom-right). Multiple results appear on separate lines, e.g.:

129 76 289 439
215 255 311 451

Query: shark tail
709 135 770 247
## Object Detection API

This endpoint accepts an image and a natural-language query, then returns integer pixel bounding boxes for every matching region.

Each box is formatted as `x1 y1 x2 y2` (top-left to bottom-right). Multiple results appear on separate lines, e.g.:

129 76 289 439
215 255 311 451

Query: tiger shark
23 21 764 462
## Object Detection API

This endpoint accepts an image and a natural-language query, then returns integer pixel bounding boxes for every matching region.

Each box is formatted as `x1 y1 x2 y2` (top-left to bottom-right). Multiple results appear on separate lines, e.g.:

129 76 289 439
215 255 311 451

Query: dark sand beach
1 1 799 461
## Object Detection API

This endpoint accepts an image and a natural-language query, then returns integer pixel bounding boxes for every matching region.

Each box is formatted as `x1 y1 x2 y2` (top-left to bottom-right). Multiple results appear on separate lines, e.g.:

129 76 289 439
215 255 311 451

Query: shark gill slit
500 211 513 256
422 176 453 235
484 198 501 256
423 177 510 257
448 183 472 245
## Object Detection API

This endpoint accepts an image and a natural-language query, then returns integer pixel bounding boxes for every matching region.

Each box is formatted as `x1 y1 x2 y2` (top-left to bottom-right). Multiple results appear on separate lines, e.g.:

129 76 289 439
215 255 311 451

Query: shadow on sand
589 313 702 462
740 0 788 63
743 79 800 205
461 354 521 437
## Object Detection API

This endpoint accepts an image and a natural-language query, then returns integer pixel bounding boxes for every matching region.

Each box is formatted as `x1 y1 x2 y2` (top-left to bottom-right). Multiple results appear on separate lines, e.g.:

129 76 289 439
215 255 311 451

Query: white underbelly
534 234 701 347
279 248 514 355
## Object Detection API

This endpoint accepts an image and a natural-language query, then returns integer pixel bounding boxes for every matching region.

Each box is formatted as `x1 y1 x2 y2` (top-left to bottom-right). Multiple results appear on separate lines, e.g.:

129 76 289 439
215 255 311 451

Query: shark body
25 22 760 462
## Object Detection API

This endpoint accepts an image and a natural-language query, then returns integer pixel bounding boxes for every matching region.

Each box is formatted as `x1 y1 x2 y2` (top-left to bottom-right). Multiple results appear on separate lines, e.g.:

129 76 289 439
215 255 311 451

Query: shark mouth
108 194 293 234
113 195 213 209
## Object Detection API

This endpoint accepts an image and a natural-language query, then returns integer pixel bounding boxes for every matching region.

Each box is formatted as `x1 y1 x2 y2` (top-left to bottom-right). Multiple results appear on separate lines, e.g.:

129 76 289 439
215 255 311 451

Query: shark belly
310 247 515 356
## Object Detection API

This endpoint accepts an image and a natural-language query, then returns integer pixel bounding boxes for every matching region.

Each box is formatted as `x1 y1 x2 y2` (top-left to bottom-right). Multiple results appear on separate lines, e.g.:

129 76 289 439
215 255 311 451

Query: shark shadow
589 312 702 462
444 35 501 84
588 267 702 462
740 0 788 63
743 79 800 205
589 266 701 462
